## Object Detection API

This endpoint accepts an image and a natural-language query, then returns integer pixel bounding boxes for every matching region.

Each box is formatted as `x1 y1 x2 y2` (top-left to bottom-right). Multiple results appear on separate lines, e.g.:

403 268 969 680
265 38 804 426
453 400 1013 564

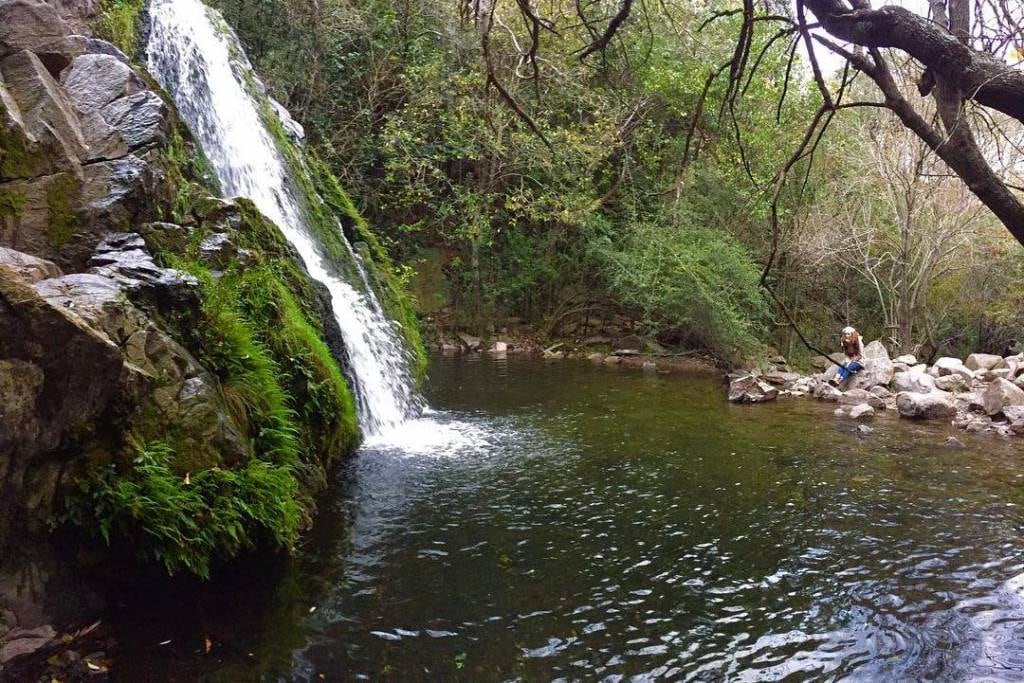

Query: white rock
965 353 1004 371
846 340 894 391
982 378 1024 416
896 391 957 419
893 370 936 394
934 374 968 393
934 357 975 381
893 354 918 365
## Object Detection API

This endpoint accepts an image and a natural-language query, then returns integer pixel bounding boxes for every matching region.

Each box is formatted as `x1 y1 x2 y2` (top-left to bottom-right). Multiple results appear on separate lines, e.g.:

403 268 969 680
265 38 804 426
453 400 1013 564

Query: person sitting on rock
833 326 864 384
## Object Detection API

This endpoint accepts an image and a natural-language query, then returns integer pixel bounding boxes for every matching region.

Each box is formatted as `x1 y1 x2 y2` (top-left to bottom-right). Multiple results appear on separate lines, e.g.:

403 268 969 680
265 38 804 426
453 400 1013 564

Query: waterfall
145 0 420 438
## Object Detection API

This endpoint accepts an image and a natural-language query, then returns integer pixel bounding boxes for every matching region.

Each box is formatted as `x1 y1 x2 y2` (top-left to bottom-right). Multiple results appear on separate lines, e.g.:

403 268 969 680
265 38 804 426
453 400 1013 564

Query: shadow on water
106 354 1024 681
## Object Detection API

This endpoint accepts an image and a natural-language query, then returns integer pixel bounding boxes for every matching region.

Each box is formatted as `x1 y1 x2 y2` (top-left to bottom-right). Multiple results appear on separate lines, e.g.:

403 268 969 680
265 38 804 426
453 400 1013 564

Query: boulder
0 0 68 60
893 354 917 365
934 374 968 393
1003 405 1024 424
457 332 481 352
839 388 884 409
893 370 936 394
965 353 1004 371
34 34 127 76
810 355 840 370
763 371 801 386
61 53 142 113
870 385 892 399
845 340 894 390
728 375 779 404
489 341 508 354
849 403 875 421
896 390 957 420
934 357 974 381
981 378 1024 417
812 379 841 402
0 246 59 282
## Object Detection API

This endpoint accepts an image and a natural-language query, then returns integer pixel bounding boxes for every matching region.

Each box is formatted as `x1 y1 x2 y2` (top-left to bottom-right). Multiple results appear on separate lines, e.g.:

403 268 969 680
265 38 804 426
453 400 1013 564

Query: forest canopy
213 0 1024 363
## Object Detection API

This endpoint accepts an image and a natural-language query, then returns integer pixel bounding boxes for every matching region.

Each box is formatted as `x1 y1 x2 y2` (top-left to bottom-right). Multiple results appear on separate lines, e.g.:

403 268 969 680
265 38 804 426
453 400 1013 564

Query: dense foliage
213 0 1021 362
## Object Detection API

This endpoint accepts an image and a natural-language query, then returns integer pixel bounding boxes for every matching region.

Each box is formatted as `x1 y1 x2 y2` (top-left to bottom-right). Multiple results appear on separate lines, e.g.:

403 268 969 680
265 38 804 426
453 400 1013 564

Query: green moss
63 440 300 579
95 0 144 60
0 187 25 218
45 174 80 247
260 107 428 381
0 119 33 179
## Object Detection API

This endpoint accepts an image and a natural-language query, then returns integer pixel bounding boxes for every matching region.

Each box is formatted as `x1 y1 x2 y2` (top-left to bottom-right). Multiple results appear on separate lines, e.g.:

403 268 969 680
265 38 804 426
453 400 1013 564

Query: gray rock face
0 263 123 538
198 231 235 270
893 370 936 394
896 390 957 420
728 375 779 403
99 90 167 149
61 53 141 111
88 232 199 312
0 0 68 59
1 49 86 158
981 378 1024 417
0 245 59 281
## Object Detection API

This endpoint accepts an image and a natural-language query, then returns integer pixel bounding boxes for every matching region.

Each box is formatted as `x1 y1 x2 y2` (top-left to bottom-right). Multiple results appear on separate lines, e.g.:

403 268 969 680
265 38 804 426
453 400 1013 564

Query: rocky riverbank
728 341 1024 439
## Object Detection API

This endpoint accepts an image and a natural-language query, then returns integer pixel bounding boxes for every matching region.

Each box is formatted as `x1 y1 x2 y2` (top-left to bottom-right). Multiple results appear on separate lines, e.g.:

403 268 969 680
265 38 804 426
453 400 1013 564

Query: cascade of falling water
146 0 420 437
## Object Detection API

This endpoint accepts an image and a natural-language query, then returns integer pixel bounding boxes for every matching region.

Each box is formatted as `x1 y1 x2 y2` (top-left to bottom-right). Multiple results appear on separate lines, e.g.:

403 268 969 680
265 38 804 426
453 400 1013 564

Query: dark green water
111 355 1024 681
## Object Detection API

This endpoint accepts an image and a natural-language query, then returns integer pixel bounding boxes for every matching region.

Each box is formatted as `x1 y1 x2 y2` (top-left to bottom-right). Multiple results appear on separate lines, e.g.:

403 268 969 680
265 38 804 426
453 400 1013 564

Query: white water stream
146 0 421 439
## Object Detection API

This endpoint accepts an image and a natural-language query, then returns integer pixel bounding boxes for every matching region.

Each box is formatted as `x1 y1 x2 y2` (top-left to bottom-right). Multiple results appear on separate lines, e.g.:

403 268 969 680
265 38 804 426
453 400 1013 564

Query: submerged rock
849 403 875 421
728 375 779 404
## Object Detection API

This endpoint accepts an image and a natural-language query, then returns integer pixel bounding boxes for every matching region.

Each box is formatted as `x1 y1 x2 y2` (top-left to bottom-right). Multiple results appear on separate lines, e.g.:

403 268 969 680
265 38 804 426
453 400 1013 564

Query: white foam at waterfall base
146 0 420 438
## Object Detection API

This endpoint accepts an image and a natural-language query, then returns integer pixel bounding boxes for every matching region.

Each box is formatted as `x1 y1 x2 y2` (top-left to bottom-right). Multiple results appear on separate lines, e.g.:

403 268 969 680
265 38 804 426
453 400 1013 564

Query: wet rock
893 370 936 394
61 53 142 112
964 415 993 433
870 385 892 399
139 221 193 253
489 340 508 354
728 375 779 404
34 272 248 469
586 352 603 363
896 390 957 420
0 0 68 59
856 424 874 435
849 403 875 421
602 354 621 365
0 264 122 537
88 232 198 313
981 378 1024 417
839 388 884 409
944 436 966 449
100 90 168 149
642 360 657 372
965 353 1004 372
0 246 60 281
198 231 235 270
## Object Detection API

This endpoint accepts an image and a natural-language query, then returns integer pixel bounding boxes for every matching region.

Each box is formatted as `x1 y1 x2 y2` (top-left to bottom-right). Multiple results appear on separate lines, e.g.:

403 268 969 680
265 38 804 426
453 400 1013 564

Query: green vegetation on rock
96 0 144 59
65 440 300 579
44 174 80 247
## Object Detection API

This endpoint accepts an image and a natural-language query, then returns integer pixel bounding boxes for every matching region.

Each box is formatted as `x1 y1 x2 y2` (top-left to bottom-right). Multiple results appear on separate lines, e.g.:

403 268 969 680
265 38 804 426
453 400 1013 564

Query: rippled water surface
112 355 1024 681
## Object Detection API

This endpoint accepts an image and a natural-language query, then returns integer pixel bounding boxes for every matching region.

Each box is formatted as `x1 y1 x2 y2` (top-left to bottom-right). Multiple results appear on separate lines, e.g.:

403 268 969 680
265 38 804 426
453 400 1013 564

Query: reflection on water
110 355 1024 681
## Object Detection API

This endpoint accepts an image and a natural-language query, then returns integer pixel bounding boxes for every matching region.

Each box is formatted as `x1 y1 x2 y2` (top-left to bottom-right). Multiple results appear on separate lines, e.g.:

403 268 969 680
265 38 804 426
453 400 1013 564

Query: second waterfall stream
146 0 422 440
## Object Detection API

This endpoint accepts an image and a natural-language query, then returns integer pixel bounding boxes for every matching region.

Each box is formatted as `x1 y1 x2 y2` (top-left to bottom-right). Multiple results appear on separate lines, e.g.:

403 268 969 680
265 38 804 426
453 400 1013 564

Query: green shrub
591 216 768 360
96 0 144 59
